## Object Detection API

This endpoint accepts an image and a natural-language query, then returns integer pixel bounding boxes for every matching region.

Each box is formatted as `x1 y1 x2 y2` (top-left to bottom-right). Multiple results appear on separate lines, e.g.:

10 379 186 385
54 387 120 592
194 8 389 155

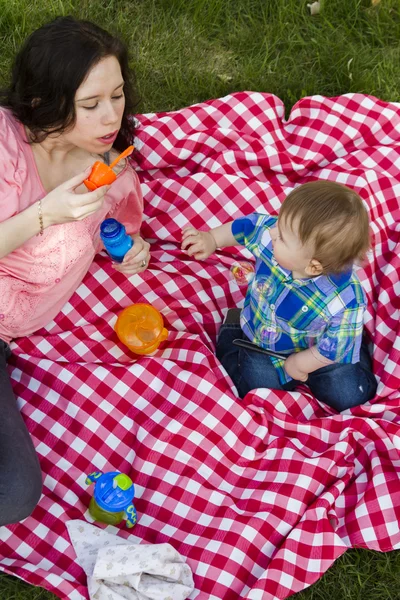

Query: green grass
1 0 400 114
0 0 399 598
1 547 400 600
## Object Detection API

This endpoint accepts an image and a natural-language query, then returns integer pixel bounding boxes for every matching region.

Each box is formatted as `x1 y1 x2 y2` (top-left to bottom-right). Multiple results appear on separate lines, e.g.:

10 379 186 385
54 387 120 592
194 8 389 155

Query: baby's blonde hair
279 181 370 274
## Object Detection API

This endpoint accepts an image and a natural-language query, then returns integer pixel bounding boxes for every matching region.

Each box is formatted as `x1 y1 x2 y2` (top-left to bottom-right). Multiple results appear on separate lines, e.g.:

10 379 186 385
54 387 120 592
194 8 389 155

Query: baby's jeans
0 339 42 526
216 319 378 412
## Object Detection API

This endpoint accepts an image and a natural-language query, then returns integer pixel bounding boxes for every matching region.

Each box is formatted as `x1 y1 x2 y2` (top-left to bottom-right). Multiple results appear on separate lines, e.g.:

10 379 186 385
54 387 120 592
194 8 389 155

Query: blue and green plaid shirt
232 213 367 384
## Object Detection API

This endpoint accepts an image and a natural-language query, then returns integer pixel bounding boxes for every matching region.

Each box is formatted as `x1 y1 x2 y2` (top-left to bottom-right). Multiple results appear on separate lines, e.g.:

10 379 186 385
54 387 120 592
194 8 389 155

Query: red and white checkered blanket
1 92 400 600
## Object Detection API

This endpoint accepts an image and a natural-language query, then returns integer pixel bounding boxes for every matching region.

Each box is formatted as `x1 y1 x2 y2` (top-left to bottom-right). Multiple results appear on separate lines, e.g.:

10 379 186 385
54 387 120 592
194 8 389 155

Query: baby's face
270 218 316 279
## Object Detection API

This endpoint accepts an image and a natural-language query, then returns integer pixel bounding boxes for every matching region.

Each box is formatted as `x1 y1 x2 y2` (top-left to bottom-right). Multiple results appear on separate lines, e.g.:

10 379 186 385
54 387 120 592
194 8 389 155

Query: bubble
230 261 255 286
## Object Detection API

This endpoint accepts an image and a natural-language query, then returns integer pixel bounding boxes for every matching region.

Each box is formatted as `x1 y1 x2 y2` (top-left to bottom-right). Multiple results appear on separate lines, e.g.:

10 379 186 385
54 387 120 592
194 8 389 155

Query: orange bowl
84 161 117 190
115 304 168 355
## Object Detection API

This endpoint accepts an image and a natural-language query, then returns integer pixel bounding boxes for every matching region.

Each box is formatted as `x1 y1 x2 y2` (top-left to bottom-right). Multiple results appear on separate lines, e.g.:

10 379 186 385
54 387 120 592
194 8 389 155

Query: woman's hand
41 168 109 227
284 353 309 382
113 235 150 275
181 227 217 260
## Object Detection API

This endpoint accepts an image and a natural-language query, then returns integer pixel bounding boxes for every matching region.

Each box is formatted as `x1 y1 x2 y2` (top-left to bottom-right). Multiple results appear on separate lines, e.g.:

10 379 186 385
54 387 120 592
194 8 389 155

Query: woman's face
63 55 125 153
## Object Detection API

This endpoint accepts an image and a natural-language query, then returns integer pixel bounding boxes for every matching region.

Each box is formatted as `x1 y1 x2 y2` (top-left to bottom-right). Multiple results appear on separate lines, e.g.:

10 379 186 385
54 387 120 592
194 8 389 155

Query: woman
0 16 149 526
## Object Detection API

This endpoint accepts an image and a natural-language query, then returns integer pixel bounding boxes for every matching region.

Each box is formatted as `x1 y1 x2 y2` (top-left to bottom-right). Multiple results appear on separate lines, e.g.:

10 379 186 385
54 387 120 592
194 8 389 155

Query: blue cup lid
100 218 122 239
93 471 135 513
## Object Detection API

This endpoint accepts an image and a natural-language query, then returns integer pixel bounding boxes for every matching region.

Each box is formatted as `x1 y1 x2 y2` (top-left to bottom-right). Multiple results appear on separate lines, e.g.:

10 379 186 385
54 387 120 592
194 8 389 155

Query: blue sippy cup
100 218 133 263
85 471 137 528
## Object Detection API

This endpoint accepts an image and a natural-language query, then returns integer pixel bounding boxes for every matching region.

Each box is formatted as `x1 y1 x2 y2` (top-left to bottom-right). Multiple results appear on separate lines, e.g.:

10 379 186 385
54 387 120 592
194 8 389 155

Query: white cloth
66 520 195 600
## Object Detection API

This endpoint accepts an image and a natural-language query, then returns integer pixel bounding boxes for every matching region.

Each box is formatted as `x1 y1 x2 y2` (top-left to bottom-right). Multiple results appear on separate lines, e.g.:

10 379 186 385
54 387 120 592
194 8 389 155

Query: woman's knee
0 456 42 526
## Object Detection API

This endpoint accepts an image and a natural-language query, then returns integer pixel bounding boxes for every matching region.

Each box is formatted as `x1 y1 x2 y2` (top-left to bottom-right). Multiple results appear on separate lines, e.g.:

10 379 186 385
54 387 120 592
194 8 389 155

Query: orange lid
84 161 117 190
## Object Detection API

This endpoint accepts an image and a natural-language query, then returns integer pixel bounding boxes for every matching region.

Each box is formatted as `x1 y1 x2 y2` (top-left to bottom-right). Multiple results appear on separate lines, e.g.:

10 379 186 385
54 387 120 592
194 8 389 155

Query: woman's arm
0 169 108 260
0 202 43 259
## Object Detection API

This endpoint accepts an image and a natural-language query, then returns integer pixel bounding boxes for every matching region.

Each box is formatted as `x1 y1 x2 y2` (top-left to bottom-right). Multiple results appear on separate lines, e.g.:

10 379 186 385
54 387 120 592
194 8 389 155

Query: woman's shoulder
0 109 33 219
0 107 22 135
0 107 26 160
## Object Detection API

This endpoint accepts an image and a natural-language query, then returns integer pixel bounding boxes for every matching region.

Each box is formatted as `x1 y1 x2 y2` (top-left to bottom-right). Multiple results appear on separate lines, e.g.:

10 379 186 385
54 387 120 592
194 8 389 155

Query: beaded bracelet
38 199 44 236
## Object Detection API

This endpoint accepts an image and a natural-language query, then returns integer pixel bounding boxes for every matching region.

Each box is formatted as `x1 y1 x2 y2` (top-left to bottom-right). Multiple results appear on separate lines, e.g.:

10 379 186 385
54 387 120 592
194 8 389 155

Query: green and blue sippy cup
85 471 137 528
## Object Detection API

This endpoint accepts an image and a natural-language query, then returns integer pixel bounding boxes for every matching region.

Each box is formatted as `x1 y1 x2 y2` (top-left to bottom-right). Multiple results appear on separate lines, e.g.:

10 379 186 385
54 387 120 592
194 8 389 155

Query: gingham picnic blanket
1 92 400 600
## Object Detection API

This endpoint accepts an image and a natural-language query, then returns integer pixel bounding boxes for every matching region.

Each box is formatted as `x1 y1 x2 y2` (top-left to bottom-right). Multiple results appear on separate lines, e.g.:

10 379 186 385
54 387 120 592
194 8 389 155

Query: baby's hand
181 227 217 260
284 354 308 382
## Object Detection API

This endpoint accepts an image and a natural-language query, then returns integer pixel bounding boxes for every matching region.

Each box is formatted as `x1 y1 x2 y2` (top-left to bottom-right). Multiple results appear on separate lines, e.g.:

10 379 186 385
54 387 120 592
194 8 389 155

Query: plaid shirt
232 213 367 384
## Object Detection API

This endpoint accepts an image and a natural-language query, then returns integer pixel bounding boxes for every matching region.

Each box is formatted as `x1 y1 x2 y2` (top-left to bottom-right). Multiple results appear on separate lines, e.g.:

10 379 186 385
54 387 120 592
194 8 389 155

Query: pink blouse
0 108 143 343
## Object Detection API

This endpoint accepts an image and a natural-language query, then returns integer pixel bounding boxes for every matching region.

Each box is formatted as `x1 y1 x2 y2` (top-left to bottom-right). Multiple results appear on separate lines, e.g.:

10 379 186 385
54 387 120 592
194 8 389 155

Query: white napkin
66 520 195 600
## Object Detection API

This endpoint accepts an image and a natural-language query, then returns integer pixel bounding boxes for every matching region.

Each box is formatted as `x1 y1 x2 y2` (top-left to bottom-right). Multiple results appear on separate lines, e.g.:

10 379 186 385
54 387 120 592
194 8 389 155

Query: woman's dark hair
0 16 139 152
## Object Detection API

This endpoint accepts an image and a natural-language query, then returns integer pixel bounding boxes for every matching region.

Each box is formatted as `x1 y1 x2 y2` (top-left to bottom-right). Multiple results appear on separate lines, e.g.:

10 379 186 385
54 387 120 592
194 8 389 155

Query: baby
182 180 377 411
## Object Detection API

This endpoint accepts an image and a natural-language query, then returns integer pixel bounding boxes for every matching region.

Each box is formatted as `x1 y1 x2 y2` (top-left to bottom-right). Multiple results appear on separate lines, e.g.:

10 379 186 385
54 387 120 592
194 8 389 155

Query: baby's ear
305 259 323 277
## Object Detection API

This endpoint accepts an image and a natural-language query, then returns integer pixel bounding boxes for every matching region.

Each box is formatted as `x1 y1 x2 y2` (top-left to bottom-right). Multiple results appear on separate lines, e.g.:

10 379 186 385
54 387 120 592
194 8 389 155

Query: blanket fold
0 92 399 600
